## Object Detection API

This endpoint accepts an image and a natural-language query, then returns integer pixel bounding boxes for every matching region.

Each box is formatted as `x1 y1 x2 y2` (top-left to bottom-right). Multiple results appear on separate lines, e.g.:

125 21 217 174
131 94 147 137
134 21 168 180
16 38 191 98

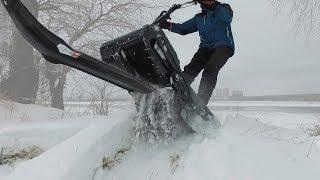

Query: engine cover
100 25 181 87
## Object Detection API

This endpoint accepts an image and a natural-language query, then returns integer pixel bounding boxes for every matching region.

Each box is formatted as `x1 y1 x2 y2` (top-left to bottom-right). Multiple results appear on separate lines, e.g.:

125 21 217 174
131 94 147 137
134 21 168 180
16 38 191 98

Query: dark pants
182 47 233 105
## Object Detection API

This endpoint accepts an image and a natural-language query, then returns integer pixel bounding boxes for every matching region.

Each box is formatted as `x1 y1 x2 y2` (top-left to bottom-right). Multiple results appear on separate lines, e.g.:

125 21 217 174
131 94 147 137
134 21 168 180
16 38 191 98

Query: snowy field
1 100 320 180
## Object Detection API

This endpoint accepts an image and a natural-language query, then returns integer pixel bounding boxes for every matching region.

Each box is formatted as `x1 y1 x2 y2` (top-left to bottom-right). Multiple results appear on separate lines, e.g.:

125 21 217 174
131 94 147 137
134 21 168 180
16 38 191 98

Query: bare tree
37 0 157 110
1 0 164 112
0 41 10 87
1 0 157 109
271 0 320 36
0 4 12 97
0 0 40 104
87 79 118 116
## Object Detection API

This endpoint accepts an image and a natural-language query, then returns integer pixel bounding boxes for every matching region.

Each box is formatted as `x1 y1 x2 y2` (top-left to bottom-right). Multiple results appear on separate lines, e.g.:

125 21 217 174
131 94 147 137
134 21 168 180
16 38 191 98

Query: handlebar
152 1 196 25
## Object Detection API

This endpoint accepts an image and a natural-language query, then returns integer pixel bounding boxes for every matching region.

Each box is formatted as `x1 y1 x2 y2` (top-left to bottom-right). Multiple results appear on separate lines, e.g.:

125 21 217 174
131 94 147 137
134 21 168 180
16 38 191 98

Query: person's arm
217 4 233 24
170 16 198 35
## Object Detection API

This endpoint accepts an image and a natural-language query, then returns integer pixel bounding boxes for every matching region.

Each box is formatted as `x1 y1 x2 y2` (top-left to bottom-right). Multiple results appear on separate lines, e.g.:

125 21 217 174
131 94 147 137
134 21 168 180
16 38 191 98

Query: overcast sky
165 0 320 96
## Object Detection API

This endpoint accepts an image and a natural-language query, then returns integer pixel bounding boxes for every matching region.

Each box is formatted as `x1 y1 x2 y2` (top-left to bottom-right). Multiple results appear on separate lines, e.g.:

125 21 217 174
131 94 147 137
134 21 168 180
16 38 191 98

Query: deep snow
1 101 320 180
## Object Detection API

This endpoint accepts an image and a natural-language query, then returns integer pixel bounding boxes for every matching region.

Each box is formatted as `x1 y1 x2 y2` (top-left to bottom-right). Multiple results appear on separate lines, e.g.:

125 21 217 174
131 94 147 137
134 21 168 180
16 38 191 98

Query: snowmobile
1 0 221 134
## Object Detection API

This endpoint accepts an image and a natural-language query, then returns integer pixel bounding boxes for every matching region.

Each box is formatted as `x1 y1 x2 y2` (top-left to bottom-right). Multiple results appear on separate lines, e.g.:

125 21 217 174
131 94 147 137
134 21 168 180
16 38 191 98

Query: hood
200 2 218 14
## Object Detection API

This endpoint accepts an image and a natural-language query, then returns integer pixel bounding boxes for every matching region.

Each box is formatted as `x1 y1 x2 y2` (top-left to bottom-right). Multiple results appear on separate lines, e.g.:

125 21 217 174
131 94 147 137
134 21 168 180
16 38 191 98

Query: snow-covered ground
1 100 320 180
210 101 320 108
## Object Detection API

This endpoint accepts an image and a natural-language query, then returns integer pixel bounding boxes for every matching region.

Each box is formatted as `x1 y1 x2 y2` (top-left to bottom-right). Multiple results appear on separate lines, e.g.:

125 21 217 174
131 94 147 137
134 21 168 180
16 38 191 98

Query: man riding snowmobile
160 0 235 105
1 0 224 134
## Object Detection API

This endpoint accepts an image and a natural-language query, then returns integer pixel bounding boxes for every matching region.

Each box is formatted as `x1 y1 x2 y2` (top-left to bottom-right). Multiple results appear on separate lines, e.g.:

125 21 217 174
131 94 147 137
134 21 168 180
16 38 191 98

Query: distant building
223 88 230 97
214 88 230 100
232 90 244 97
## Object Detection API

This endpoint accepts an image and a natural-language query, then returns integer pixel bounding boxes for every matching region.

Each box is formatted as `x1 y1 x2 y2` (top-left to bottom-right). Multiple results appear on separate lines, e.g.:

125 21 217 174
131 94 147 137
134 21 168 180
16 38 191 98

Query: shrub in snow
0 92 10 102
101 147 130 170
169 152 181 174
88 98 111 116
308 124 320 137
92 147 130 180
0 99 16 116
0 145 43 166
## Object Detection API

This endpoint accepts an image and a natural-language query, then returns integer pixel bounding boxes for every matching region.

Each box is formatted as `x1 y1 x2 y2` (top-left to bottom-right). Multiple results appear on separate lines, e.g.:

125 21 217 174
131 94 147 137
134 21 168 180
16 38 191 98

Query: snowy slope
0 100 114 150
1 102 320 180
0 101 135 179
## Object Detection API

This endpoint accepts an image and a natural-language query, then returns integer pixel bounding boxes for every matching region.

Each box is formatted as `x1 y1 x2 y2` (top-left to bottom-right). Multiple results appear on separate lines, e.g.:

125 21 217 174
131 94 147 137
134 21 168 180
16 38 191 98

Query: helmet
196 0 217 9
195 0 216 3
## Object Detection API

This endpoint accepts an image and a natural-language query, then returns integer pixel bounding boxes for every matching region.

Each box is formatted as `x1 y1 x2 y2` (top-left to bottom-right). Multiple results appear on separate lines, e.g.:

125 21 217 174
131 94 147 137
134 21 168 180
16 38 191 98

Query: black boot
181 71 195 85
198 72 218 105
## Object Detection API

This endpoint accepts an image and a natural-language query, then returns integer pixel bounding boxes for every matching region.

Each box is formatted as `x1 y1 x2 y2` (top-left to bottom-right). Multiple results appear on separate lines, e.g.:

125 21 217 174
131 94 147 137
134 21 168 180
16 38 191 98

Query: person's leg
182 48 212 85
198 47 232 105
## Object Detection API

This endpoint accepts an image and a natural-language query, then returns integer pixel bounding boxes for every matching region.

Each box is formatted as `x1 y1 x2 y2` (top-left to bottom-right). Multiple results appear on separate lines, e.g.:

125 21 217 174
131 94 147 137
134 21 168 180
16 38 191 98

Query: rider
160 0 235 105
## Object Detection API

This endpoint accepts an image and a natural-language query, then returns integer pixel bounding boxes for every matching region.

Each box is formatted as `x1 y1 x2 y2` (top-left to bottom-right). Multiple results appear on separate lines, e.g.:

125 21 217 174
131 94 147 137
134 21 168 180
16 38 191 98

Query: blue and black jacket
170 3 235 55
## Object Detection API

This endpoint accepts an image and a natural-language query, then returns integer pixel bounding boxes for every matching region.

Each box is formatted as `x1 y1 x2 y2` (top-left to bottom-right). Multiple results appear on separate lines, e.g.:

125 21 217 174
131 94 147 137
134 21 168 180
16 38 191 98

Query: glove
159 20 172 30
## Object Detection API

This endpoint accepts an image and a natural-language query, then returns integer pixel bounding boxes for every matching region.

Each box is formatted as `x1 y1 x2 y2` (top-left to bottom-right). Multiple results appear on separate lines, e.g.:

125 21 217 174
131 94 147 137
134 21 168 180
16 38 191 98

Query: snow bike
1 0 221 134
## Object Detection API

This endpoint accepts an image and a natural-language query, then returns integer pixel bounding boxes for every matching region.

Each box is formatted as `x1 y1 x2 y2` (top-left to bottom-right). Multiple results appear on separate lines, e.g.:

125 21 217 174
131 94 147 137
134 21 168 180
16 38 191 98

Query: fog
2 0 318 101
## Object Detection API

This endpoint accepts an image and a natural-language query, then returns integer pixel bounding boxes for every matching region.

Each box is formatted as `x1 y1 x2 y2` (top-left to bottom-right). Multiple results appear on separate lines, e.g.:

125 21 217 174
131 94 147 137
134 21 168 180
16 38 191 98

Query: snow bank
174 132 320 180
0 101 112 149
2 108 136 180
227 111 319 130
92 114 320 180
1 102 320 180
173 115 320 180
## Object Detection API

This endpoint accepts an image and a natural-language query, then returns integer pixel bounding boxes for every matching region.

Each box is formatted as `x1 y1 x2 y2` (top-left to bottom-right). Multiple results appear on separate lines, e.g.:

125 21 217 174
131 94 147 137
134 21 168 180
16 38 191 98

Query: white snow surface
210 101 320 108
1 101 320 180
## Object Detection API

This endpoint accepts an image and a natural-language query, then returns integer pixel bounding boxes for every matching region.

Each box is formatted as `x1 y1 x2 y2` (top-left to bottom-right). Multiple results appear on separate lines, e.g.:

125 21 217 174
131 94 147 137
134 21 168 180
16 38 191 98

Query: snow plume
131 88 193 144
